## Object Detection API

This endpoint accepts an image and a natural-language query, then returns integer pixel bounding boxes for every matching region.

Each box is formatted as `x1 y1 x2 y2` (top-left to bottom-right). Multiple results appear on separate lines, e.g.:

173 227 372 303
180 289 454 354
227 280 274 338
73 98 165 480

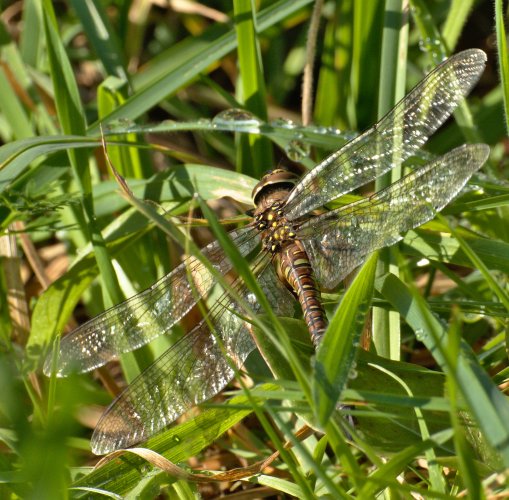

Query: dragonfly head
252 168 300 208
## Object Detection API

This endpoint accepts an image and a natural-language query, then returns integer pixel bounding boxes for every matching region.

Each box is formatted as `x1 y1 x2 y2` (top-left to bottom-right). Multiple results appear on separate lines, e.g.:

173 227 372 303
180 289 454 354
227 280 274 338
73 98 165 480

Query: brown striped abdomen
278 240 327 346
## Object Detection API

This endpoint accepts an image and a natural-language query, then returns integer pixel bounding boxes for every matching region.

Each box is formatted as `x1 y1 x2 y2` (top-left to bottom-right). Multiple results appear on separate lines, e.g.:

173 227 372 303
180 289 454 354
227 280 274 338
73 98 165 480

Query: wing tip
462 47 487 61
461 143 491 167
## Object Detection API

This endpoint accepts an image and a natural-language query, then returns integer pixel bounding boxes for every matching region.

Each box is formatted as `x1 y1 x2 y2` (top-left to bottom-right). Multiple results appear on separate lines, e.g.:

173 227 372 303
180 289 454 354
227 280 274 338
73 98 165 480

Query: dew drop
212 109 262 133
270 117 297 129
285 139 310 161
348 361 358 379
159 118 178 128
414 328 425 341
462 312 482 323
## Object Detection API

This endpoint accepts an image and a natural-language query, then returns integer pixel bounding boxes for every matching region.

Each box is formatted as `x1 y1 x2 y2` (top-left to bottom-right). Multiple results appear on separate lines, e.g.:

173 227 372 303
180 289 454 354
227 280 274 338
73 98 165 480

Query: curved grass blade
312 252 378 425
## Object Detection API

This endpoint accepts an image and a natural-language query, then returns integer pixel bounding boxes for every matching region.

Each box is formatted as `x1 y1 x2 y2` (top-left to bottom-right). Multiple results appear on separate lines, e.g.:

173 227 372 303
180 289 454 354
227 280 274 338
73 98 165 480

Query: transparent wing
44 226 261 377
284 49 487 220
298 144 489 289
90 255 296 454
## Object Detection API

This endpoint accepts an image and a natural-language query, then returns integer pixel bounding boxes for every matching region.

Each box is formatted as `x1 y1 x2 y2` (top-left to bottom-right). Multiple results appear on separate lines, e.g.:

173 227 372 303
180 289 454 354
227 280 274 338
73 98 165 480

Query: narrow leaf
312 252 378 425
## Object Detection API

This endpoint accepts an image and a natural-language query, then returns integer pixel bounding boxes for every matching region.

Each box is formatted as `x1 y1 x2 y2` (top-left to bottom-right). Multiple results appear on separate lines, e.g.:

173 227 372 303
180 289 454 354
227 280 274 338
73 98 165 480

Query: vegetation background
0 0 509 498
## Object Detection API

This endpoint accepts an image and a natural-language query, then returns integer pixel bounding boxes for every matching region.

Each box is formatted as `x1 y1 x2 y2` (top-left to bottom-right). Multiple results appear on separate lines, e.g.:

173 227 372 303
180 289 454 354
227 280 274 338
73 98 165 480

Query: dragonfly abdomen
279 241 327 346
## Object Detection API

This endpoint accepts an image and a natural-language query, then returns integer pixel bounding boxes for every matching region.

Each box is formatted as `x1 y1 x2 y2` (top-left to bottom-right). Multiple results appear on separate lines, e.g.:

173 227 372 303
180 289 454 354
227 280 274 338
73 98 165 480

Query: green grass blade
442 0 477 51
314 1 353 129
312 252 377 425
0 65 33 140
0 136 98 193
69 0 128 80
447 315 484 498
42 0 124 310
410 0 484 146
19 0 42 66
0 22 36 140
376 0 408 120
359 438 444 498
495 0 509 134
97 78 149 179
410 0 446 64
373 0 408 360
41 1 86 137
352 2 384 129
233 0 272 178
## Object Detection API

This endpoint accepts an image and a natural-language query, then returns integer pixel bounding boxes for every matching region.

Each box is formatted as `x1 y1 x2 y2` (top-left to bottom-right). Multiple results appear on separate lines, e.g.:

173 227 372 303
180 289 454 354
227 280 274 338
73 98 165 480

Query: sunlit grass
0 1 508 498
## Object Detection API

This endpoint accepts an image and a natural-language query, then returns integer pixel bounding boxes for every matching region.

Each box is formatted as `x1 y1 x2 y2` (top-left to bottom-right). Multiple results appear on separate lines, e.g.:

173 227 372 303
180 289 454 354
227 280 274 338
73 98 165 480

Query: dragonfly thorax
254 201 297 253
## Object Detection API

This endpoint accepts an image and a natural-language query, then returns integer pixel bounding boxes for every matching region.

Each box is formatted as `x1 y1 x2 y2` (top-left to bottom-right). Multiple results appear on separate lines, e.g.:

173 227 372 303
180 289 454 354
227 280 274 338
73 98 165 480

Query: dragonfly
44 49 489 455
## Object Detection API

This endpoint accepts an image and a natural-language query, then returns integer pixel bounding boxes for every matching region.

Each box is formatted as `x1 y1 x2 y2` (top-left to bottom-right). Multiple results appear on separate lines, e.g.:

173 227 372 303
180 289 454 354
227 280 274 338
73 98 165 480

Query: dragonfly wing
90 255 295 454
299 144 489 289
285 49 487 220
44 226 261 377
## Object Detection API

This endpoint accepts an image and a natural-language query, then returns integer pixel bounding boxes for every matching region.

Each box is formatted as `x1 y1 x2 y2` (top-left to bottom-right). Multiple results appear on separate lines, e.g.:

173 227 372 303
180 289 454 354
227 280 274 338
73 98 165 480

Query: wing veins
90 251 288 454
298 144 489 288
44 226 261 376
285 49 487 219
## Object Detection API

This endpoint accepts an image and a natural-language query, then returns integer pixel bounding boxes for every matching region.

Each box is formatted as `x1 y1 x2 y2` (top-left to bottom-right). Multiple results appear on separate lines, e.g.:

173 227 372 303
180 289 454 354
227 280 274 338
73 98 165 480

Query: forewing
44 226 261 376
90 255 295 454
284 49 487 220
299 144 489 289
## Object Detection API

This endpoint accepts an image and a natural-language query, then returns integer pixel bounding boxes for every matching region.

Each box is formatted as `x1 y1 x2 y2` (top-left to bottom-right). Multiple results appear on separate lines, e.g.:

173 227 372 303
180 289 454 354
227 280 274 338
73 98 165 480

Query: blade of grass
301 0 323 126
0 136 99 193
352 2 384 129
19 0 42 66
447 312 483 497
410 0 447 65
233 0 272 178
376 0 408 121
369 364 446 492
358 435 449 498
313 1 353 129
373 0 408 360
267 408 347 498
0 70 32 141
42 0 124 310
495 0 509 134
442 0 477 51
70 0 128 81
312 252 377 425
255 475 305 498
410 0 486 146
97 79 151 179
